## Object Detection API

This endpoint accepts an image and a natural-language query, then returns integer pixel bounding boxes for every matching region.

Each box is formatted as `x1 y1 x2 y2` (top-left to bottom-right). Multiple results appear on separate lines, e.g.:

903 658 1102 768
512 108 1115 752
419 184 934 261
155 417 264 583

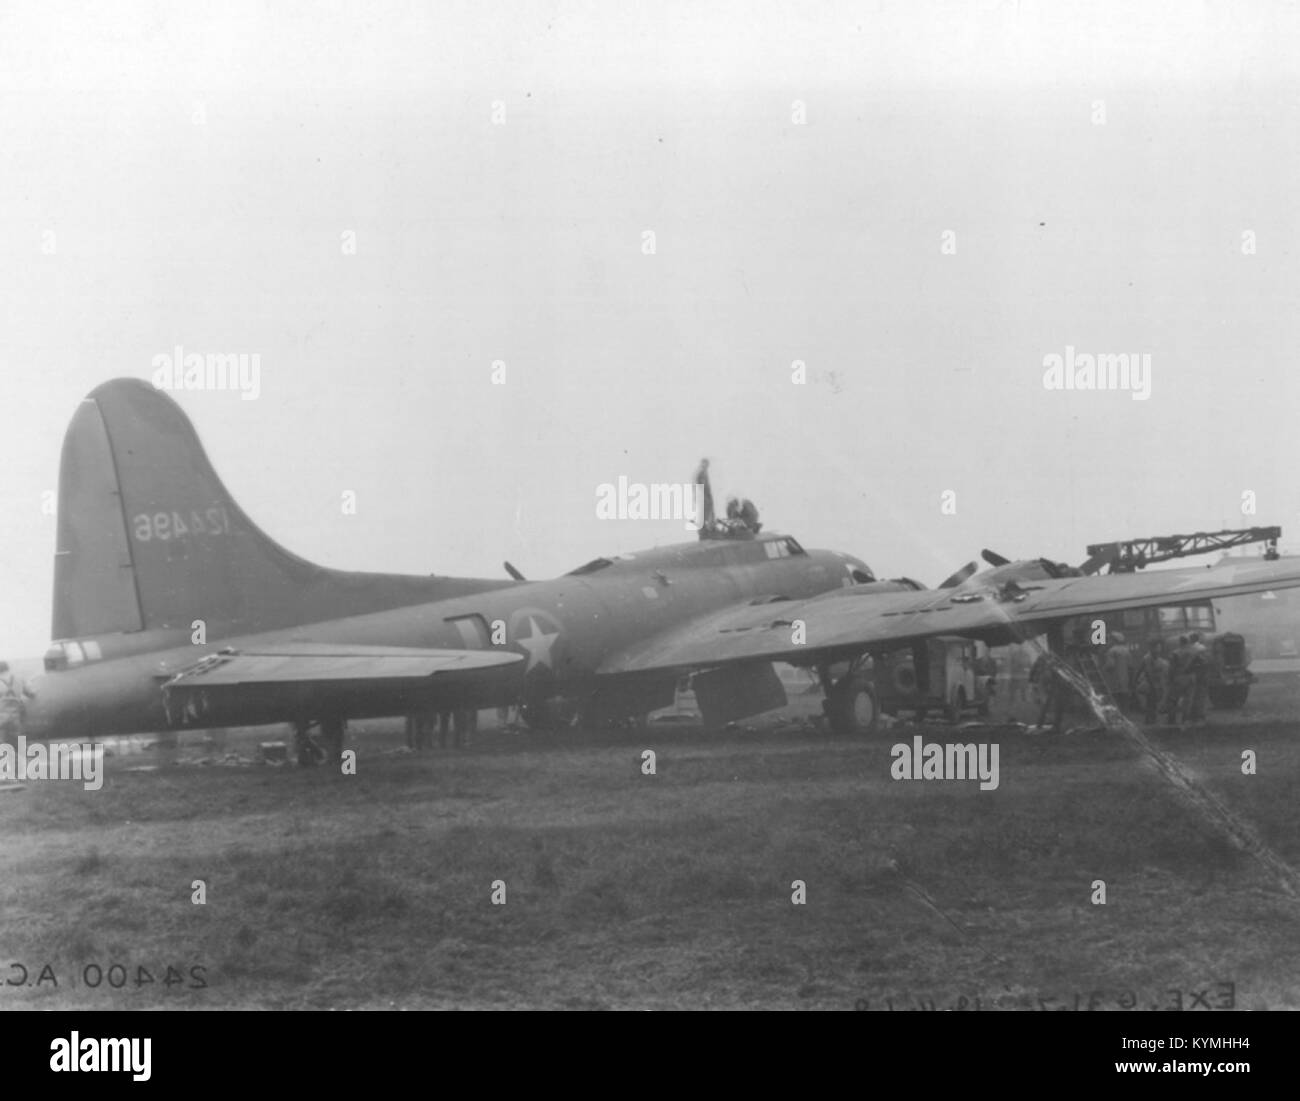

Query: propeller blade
981 548 1011 567
504 561 526 581
1076 550 1111 576
938 561 978 588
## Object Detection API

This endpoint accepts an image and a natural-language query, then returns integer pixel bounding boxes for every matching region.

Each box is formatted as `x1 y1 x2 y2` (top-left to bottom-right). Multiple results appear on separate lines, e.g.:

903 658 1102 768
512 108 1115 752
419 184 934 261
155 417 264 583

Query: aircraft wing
160 642 523 723
597 558 1300 676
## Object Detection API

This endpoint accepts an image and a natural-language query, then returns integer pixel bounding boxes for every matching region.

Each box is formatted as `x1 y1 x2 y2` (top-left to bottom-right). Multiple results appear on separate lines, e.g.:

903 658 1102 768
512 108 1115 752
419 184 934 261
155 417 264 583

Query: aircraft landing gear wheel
320 715 346 765
824 676 877 737
521 700 568 733
520 703 553 732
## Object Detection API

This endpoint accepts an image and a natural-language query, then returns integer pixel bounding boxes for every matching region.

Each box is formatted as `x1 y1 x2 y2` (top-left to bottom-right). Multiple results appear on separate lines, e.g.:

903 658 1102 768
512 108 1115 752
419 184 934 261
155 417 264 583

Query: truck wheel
521 701 560 732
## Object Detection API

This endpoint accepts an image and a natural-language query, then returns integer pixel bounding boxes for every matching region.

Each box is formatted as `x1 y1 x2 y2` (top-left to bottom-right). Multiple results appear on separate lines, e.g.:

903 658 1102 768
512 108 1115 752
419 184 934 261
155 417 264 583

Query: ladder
1075 650 1111 701
1039 647 1124 728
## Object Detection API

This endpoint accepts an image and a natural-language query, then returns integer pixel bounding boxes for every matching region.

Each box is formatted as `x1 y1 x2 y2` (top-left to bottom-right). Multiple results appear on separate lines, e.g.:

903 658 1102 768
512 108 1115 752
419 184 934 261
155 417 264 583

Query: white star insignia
517 616 559 672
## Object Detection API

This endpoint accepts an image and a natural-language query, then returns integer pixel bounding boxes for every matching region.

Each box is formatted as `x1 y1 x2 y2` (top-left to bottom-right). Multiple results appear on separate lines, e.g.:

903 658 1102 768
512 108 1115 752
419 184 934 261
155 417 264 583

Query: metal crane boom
1081 527 1282 575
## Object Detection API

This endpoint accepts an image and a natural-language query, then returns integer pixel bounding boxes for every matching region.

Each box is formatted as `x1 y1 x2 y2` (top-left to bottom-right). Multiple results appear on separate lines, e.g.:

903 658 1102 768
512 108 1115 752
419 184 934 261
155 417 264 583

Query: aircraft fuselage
25 535 874 739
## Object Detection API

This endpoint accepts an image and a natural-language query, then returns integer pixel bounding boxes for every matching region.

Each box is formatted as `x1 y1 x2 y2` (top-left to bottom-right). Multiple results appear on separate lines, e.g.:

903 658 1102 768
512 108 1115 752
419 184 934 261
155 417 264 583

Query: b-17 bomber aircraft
22 378 1300 763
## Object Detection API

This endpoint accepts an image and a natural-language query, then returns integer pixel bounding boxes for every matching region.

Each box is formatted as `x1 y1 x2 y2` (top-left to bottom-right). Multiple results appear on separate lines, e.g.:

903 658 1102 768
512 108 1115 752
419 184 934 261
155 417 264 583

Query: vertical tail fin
53 379 506 641
53 391 146 638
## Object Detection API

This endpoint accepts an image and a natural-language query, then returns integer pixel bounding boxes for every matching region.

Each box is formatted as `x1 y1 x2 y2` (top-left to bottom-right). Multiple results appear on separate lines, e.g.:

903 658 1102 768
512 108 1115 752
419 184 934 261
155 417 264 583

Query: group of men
404 708 477 751
1032 632 1211 726
7 649 484 762
700 496 763 540
1124 633 1211 724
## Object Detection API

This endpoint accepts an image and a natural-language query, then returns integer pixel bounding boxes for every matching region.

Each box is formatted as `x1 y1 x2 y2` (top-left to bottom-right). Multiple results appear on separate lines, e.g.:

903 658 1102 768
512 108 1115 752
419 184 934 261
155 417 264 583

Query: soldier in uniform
1187 632 1210 722
1032 652 1070 731
1007 645 1030 707
1134 640 1170 724
451 708 477 748
0 661 35 748
1166 635 1193 723
1103 632 1132 710
974 647 998 700
405 709 436 750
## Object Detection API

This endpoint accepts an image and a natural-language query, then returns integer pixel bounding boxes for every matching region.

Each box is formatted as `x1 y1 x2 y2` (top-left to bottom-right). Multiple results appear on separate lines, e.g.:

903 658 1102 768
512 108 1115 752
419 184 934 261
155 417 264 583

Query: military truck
1064 601 1252 709
872 637 993 722
1074 527 1280 710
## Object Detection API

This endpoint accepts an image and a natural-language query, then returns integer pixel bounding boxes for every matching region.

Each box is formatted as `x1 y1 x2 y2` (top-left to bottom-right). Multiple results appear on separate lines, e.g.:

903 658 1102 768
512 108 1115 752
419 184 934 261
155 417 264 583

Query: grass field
2 677 1299 1010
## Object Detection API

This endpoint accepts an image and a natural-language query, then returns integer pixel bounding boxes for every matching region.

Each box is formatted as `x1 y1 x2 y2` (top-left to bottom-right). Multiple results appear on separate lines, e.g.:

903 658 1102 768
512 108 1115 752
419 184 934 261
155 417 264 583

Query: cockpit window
762 537 808 560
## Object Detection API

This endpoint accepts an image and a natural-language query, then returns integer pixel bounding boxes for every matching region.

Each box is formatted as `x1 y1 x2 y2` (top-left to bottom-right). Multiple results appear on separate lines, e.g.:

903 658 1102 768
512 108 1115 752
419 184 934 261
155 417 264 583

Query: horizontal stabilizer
164 644 522 689
159 643 524 728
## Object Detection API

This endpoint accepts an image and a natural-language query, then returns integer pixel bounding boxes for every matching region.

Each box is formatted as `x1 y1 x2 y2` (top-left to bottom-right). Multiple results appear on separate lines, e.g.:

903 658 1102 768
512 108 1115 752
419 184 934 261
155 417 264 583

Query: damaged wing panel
597 559 1300 677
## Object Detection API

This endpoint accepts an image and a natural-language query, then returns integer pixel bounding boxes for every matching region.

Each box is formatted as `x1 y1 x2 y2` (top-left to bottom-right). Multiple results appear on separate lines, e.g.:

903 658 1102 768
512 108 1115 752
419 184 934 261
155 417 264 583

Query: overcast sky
2 0 1298 658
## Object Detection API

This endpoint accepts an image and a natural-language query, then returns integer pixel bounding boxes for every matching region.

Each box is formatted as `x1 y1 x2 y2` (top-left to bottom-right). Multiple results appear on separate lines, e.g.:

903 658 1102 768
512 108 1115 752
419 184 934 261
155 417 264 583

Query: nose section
813 549 875 586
